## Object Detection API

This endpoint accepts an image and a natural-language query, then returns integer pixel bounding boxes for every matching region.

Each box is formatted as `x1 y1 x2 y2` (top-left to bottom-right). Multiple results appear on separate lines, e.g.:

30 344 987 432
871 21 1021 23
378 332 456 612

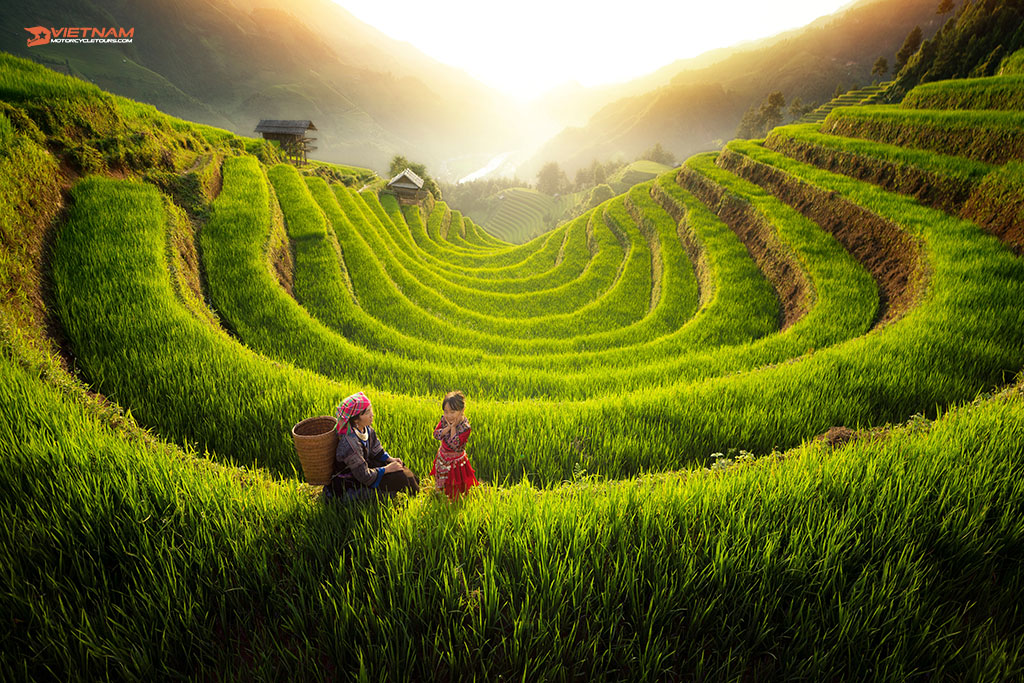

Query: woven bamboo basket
292 416 338 486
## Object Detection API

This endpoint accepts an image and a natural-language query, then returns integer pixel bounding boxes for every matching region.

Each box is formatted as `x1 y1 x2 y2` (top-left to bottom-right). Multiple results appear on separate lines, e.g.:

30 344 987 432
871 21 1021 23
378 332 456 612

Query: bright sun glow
334 0 860 100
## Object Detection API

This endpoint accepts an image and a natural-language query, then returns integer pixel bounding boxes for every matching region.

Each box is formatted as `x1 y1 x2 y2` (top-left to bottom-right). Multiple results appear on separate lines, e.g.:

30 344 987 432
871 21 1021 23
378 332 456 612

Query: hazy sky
334 0 859 100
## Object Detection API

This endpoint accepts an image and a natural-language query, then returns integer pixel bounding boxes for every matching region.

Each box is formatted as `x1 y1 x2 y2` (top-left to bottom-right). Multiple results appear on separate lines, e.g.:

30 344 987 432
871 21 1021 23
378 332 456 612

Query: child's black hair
443 390 465 411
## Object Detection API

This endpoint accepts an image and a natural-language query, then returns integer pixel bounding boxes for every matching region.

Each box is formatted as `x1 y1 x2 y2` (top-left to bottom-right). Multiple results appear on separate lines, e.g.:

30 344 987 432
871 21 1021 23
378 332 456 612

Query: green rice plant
10 51 1024 680
231 176 770 393
1000 47 1024 75
328 188 628 320
767 123 993 184
472 186 578 244
255 170 706 394
359 190 584 292
291 173 652 340
202 157 501 397
822 105 1024 164
213 161 644 400
462 214 507 247
373 190 570 280
329 183 702 355
5 341 1024 679
0 52 104 102
685 152 878 337
960 161 1024 252
51 176 334 476
401 199 559 271
424 200 449 244
307 178 774 371
371 190 592 293
764 123 994 214
0 130 60 329
267 163 891 406
445 209 477 249
902 74 1024 111
207 167 756 400
332 183 714 355
796 83 889 124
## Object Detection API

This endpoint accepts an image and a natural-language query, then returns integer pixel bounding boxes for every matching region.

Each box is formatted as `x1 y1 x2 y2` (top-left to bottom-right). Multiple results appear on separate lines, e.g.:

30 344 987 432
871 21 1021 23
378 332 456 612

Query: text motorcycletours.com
24 26 134 47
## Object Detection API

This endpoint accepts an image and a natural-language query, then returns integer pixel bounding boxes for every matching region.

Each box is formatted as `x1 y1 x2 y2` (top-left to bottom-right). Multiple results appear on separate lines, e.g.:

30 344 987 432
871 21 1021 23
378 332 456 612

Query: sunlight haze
334 0 861 100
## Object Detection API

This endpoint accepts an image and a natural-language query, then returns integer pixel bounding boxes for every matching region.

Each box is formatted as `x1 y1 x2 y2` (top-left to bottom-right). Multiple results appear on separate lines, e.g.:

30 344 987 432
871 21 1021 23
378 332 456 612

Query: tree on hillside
588 183 614 209
736 105 761 139
937 0 954 15
834 83 846 99
736 91 786 138
574 166 593 191
788 97 813 121
759 91 786 132
894 25 924 73
641 143 676 166
589 159 607 186
537 162 569 196
872 56 889 80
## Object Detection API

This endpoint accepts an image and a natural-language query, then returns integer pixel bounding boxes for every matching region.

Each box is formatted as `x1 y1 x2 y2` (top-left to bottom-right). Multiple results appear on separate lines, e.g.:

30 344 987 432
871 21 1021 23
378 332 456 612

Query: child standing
431 391 479 499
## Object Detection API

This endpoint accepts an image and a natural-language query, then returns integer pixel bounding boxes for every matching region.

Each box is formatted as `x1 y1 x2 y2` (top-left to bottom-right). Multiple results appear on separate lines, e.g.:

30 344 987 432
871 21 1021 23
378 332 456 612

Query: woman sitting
325 391 419 500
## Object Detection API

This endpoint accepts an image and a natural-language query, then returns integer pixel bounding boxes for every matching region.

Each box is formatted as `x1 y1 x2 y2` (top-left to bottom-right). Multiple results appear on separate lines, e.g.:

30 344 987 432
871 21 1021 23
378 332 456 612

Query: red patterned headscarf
335 391 371 435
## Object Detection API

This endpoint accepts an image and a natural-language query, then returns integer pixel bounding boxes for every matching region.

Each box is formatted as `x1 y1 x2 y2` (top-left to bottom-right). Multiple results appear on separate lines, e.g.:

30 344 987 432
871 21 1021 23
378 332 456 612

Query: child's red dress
431 418 479 498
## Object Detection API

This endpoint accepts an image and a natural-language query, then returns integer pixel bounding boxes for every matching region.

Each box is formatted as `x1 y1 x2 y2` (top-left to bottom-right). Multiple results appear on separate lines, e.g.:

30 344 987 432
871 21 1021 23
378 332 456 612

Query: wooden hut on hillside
387 168 428 204
254 120 317 164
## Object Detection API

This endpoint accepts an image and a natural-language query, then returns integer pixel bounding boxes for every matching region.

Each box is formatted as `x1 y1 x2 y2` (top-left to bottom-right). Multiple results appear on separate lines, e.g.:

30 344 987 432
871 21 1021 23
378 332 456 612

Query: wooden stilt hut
254 120 318 165
387 168 428 204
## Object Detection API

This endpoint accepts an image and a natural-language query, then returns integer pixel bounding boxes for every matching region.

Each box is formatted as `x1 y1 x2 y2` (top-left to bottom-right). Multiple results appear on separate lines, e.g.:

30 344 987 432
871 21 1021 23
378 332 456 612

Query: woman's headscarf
335 391 371 435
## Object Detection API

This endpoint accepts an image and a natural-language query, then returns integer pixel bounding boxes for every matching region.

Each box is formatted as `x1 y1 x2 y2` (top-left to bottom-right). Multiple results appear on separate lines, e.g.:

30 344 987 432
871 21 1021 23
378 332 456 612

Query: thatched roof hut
387 168 428 203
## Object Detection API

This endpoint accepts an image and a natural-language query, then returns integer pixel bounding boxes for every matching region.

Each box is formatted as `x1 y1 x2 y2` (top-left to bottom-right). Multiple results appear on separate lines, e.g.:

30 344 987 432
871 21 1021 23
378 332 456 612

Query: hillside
4 48 1024 679
0 0 522 174
524 0 945 177
884 0 1024 101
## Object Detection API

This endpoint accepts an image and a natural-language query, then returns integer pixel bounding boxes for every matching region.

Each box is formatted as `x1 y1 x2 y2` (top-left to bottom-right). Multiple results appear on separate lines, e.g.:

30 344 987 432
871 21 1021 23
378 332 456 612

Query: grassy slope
608 159 672 192
4 50 1024 680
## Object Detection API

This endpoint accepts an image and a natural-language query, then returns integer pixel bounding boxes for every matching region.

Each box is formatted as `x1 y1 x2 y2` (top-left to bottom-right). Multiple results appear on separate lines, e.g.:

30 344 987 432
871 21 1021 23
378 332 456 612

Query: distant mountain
523 0 946 178
1 0 522 174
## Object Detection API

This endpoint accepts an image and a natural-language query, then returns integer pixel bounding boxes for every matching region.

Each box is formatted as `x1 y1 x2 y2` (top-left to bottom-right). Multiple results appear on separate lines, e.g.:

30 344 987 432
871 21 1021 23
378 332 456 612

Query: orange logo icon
25 26 51 47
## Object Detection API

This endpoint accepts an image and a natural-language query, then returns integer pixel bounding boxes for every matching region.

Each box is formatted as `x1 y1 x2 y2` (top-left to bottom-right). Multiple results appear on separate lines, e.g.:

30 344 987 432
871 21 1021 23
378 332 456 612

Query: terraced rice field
4 51 1024 679
473 186 582 244
797 81 892 123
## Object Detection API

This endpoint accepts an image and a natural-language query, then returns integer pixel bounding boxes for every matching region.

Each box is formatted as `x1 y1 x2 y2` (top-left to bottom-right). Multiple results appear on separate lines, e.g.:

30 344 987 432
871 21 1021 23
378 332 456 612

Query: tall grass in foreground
4 344 1024 680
